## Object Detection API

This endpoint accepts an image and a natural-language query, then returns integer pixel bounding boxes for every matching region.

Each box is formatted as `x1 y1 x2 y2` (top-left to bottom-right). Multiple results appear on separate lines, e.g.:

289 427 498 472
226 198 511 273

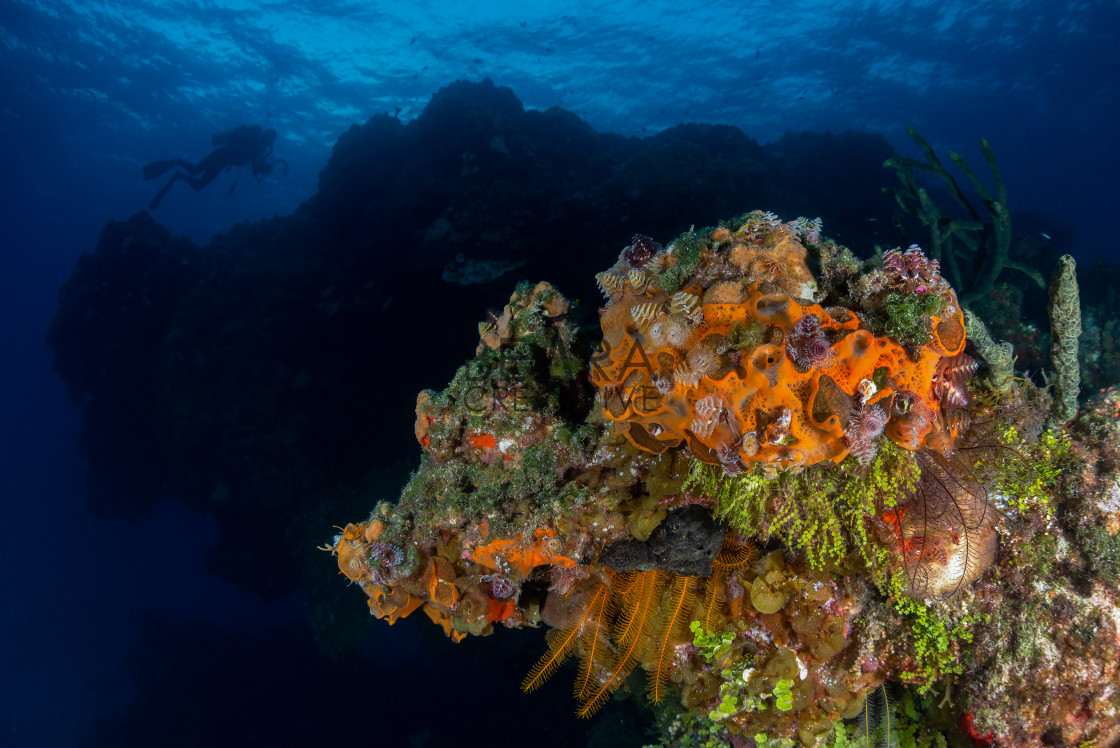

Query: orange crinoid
590 212 967 473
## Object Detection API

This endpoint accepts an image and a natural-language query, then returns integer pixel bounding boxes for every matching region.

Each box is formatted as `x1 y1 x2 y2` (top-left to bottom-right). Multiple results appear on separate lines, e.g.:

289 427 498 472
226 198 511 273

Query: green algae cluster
686 441 919 582
893 597 989 693
881 291 945 348
657 227 706 294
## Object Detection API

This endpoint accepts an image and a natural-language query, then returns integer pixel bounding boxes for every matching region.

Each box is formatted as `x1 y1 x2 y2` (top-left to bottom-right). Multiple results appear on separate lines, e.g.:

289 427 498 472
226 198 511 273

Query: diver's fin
229 166 242 195
143 160 178 181
149 175 177 210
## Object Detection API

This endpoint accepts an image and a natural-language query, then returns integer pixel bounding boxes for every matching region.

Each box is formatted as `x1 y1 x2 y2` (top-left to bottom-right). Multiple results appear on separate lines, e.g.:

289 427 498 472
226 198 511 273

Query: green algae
686 441 919 579
893 597 989 694
881 291 945 348
987 425 1071 516
658 226 706 294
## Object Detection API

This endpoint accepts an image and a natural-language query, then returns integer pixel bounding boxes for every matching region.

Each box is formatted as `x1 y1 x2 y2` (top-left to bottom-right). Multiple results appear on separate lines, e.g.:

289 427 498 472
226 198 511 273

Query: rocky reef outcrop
329 211 1120 746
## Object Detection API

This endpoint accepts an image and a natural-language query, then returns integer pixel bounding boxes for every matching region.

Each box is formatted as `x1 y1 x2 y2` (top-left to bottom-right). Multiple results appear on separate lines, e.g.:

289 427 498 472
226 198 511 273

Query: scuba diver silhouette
143 125 288 210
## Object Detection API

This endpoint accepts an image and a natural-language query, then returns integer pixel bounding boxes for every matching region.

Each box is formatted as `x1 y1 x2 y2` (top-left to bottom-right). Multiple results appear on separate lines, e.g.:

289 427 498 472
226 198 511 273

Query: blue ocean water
1 1 1117 746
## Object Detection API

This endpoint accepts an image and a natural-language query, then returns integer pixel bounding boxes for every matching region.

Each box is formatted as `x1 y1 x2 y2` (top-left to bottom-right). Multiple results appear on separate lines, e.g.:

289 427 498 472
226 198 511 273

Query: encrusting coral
327 211 1120 747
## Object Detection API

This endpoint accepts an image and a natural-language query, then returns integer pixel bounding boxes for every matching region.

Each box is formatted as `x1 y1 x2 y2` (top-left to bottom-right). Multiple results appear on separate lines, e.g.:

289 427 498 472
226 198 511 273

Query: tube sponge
964 309 1015 395
1047 254 1081 425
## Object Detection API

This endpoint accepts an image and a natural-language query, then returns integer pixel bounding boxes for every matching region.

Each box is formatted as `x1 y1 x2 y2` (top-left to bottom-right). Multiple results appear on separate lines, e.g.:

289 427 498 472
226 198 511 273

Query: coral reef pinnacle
327 210 1120 747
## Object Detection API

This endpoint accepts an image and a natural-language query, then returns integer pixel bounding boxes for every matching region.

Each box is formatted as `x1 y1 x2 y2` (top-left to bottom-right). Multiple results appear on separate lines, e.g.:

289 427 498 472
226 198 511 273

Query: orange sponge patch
467 433 498 450
470 528 576 578
590 217 967 472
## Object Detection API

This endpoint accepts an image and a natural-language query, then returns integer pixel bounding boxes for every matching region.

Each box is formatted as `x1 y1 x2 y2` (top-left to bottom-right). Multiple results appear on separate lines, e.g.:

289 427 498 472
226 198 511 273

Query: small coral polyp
590 212 967 473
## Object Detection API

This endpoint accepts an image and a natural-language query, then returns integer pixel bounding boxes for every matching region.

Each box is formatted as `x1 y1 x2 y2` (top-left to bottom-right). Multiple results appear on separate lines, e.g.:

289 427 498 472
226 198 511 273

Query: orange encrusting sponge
470 528 576 577
591 221 966 472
